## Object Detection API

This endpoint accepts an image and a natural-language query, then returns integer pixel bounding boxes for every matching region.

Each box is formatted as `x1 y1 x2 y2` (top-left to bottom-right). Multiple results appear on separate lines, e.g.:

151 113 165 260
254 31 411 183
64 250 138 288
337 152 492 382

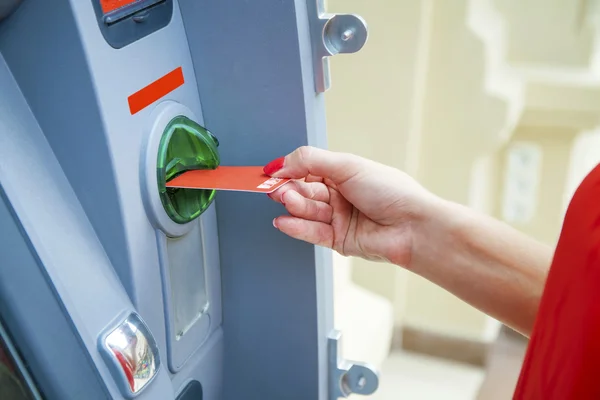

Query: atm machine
0 0 375 399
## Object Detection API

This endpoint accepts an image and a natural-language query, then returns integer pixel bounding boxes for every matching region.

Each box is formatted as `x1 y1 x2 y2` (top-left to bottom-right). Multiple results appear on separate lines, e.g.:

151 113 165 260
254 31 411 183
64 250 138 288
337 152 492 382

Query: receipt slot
0 0 371 399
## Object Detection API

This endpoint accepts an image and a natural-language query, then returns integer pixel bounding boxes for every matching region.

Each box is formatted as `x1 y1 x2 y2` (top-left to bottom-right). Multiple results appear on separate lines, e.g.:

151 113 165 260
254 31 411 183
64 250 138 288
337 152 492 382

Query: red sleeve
514 163 600 399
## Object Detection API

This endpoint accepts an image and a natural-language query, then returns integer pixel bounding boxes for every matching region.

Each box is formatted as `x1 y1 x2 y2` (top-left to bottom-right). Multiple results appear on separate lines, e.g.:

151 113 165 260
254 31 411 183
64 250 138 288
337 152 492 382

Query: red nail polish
264 156 285 175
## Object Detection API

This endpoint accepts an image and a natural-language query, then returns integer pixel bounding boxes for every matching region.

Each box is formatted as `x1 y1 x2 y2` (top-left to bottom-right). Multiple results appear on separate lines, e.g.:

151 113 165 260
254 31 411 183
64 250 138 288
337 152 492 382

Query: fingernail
264 156 285 175
272 218 278 228
280 192 286 205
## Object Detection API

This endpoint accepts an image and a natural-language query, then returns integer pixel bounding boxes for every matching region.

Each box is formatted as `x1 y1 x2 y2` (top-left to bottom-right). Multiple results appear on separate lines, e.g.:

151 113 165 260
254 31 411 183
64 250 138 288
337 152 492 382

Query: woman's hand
263 146 440 267
265 146 553 336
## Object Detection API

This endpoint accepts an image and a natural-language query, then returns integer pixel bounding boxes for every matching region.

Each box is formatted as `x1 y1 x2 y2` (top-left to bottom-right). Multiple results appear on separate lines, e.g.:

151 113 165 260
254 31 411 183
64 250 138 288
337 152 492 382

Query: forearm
408 198 553 337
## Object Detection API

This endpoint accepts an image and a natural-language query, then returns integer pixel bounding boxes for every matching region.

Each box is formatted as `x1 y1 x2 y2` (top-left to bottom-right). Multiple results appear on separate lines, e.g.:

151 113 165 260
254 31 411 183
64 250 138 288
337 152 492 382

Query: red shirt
514 163 600 399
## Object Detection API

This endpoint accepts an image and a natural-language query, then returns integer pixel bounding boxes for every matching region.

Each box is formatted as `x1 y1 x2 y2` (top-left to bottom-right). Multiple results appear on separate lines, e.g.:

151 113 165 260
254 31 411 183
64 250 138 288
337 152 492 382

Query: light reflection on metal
101 313 160 396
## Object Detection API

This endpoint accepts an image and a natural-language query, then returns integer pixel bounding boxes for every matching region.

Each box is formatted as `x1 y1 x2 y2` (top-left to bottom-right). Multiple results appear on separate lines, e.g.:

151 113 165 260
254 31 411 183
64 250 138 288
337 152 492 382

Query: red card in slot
165 166 291 193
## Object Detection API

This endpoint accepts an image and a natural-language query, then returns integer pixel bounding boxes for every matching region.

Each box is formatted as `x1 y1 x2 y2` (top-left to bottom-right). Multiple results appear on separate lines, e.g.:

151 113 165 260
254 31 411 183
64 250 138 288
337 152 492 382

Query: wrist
404 196 467 273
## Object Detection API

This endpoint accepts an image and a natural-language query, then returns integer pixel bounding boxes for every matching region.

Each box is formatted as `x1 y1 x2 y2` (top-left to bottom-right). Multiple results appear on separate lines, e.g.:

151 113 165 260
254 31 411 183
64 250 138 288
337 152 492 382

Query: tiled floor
349 351 485 400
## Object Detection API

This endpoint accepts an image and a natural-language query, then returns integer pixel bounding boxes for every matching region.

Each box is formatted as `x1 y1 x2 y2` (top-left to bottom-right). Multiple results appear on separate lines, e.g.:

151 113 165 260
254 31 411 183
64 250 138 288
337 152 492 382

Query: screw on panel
341 29 355 41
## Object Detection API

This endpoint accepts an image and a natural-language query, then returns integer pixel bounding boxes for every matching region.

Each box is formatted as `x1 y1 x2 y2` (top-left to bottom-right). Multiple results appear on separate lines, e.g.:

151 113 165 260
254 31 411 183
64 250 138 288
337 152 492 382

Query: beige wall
564 129 600 215
495 0 595 67
392 0 509 340
403 275 494 340
400 128 577 339
325 0 426 303
324 0 505 341
325 0 598 343
500 127 576 246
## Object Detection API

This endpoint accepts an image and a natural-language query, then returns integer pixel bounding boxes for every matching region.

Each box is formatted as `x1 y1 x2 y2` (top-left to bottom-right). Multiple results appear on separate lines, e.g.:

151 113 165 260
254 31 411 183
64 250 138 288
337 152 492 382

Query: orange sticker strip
100 0 140 14
128 67 184 115
165 166 292 194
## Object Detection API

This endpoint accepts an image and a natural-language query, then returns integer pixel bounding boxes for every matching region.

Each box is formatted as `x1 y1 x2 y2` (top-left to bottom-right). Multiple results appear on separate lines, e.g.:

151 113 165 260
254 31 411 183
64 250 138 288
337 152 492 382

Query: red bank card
165 166 291 194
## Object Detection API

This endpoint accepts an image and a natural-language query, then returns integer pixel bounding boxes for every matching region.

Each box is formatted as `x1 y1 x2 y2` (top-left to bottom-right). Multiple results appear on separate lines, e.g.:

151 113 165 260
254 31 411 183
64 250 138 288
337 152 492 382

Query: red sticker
100 0 141 14
128 67 184 115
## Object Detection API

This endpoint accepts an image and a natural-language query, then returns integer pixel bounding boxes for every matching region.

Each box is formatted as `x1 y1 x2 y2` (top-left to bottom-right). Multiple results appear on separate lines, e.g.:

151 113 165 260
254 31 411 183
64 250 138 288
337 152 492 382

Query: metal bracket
306 0 368 93
329 330 379 399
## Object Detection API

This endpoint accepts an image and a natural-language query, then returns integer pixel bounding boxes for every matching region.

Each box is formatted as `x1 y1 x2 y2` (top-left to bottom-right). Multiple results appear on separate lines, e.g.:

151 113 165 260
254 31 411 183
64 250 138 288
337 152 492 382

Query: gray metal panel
0 55 108 400
0 0 21 21
66 0 225 391
170 328 223 399
179 1 333 399
90 0 174 49
2 0 334 398
0 55 175 399
0 191 106 400
0 0 132 303
0 1 225 397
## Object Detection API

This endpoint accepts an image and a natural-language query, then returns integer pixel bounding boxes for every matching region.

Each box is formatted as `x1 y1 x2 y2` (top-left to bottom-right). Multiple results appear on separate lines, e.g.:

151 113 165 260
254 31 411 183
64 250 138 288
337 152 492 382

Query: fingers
263 146 364 185
281 190 333 223
273 216 334 248
268 180 330 204
305 174 324 183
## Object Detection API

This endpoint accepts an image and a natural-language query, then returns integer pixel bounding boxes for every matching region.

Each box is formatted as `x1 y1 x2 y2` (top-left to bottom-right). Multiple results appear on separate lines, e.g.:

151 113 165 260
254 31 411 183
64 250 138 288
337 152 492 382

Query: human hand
263 146 441 267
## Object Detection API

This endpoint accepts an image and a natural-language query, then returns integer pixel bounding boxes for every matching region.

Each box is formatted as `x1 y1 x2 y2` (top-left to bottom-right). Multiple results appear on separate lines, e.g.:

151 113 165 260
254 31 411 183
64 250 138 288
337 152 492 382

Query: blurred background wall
323 0 600 398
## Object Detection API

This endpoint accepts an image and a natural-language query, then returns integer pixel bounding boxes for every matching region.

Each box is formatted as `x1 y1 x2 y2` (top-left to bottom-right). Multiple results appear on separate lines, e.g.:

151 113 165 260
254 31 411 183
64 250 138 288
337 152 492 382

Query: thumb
263 146 363 184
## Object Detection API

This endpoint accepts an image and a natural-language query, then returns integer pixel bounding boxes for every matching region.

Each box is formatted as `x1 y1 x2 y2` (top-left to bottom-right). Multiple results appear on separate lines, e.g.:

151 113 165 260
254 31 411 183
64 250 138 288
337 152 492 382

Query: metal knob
307 1 369 92
329 330 379 399
323 14 368 56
